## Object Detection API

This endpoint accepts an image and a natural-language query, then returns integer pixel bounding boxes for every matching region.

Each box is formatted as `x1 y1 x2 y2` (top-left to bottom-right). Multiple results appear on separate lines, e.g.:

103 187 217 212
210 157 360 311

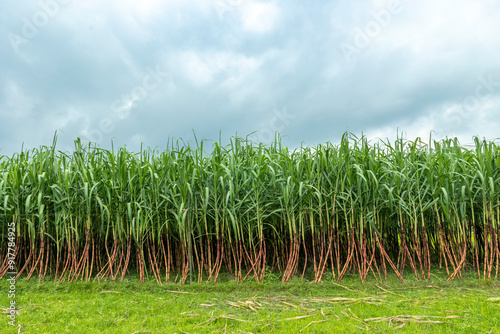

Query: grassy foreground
1 271 500 333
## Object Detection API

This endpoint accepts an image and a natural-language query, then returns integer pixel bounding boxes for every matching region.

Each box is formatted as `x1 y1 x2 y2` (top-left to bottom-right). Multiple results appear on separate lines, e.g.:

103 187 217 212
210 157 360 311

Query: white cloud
53 109 85 129
1 82 37 119
373 1 500 54
240 1 279 33
72 0 191 19
178 51 261 86
365 95 500 146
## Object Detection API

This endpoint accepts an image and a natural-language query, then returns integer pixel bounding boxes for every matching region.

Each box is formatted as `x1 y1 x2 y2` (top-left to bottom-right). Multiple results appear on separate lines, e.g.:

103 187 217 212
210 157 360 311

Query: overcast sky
1 0 500 155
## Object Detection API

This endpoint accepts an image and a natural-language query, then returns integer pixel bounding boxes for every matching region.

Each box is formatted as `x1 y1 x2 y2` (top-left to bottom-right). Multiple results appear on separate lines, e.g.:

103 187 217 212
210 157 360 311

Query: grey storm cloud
1 0 500 155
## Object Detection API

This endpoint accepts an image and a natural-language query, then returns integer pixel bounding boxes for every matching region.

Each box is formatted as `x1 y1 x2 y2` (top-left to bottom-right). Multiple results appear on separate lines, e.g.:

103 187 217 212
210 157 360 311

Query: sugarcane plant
0 132 499 284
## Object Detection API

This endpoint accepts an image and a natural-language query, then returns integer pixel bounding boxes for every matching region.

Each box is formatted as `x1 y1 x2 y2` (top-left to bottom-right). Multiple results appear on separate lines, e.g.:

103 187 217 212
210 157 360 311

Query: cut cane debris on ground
2 271 500 333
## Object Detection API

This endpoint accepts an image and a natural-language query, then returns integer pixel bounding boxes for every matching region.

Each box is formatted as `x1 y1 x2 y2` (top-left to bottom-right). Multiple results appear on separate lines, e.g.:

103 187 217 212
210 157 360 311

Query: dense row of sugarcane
0 133 499 284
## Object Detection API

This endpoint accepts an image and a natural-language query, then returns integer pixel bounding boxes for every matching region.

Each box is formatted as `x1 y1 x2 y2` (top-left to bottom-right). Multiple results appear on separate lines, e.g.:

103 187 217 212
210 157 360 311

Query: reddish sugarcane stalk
70 229 90 282
237 240 244 282
0 251 6 278
229 241 238 281
87 234 95 282
42 240 50 279
260 238 266 282
381 251 387 280
194 238 202 283
242 237 265 283
95 238 103 277
371 240 382 280
120 235 132 282
69 234 77 281
362 234 368 281
280 233 287 274
448 235 467 281
180 242 188 284
152 239 163 284
113 240 126 282
282 232 299 283
473 228 480 279
442 233 458 276
301 234 308 280
398 226 409 275
405 231 418 278
270 235 278 272
316 229 333 283
422 225 431 280
234 241 241 281
334 229 340 279
293 234 300 278
352 234 363 280
16 241 34 280
53 243 61 281
0 253 9 279
0 237 20 279
411 229 425 280
104 239 119 279
338 228 355 282
362 238 376 281
206 237 218 283
496 226 500 278
147 239 161 284
27 235 45 281
102 239 114 279
447 234 460 277
437 222 451 276
283 237 294 282
213 239 224 283
311 228 318 280
376 233 403 282
242 252 258 282
315 232 324 281
57 238 71 282
282 234 294 283
160 236 172 283
137 245 146 283
241 240 253 282
484 222 489 279
223 240 232 276
205 229 212 282
488 219 496 279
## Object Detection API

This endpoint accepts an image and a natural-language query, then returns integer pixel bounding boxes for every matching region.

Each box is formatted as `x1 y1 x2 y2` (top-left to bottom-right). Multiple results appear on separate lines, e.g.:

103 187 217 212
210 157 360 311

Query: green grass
2 270 500 333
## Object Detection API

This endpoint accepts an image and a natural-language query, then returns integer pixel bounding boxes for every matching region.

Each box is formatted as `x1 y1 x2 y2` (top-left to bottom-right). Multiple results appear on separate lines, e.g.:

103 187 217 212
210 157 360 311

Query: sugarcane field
1 134 500 284
1 133 500 333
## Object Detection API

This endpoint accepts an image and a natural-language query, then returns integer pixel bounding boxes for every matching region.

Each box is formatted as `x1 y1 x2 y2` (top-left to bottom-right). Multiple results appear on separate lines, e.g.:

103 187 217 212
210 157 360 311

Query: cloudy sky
1 0 500 155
